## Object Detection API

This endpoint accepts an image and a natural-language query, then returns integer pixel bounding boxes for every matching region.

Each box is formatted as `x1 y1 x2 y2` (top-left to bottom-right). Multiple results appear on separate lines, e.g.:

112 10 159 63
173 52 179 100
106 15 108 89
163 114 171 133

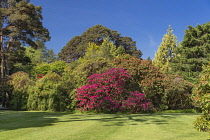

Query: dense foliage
193 64 210 134
113 55 193 111
170 22 210 83
76 68 152 113
1 4 209 139
34 61 67 75
0 0 50 77
0 1 209 138
27 71 72 111
9 71 33 110
0 0 50 106
58 24 142 62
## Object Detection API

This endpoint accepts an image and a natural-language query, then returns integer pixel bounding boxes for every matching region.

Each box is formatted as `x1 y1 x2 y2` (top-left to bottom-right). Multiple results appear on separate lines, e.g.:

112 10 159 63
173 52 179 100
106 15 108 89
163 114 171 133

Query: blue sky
31 0 210 59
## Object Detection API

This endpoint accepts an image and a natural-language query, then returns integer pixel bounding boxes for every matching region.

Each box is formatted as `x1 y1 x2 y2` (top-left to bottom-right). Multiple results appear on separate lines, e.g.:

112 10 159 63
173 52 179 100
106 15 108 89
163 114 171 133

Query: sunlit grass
0 110 208 140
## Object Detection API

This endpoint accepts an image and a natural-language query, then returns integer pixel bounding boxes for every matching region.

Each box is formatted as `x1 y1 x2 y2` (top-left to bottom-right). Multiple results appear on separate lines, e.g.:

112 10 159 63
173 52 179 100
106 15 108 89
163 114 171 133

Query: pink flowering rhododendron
76 68 152 113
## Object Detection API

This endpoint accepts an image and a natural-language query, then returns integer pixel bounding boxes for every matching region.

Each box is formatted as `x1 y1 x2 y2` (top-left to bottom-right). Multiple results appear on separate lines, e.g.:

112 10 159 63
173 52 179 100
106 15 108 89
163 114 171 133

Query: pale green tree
100 37 125 59
153 25 177 72
79 37 125 62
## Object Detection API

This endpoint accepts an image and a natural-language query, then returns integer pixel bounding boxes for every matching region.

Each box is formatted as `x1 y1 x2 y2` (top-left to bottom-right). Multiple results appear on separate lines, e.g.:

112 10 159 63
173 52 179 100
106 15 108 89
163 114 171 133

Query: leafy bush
165 75 194 110
192 64 210 134
113 55 194 111
76 68 152 113
27 71 72 111
33 61 67 76
67 57 113 88
122 91 153 113
9 71 33 110
113 55 167 110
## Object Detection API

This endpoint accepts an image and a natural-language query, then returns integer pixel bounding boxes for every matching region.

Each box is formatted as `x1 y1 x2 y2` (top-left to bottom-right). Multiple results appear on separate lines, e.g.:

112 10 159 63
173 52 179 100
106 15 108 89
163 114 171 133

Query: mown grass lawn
0 110 208 140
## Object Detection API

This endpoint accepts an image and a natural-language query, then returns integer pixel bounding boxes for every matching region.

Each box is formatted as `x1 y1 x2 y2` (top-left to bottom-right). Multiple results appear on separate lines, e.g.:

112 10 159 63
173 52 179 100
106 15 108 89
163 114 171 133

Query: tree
25 47 43 64
42 48 57 63
58 24 142 62
78 37 125 62
33 61 67 76
0 0 50 107
153 25 177 72
0 0 50 78
170 22 210 83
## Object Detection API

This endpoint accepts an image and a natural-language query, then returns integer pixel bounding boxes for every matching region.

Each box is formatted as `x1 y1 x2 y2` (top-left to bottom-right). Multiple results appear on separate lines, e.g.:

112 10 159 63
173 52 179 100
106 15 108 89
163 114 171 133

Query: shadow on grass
0 110 202 131
58 113 201 127
0 110 69 131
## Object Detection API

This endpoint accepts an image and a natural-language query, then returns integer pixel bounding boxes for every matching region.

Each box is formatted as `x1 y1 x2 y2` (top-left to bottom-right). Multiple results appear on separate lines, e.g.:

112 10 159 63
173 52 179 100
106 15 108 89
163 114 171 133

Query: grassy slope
0 110 208 140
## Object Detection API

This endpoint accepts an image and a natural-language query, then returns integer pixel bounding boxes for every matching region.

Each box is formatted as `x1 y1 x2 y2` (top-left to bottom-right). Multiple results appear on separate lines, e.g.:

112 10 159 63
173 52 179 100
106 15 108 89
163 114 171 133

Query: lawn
0 110 208 140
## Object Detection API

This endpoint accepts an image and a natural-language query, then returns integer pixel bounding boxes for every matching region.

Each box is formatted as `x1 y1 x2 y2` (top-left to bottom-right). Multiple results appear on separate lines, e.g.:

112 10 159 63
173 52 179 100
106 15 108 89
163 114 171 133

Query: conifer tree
0 0 50 78
153 25 177 72
170 22 210 82
0 0 50 107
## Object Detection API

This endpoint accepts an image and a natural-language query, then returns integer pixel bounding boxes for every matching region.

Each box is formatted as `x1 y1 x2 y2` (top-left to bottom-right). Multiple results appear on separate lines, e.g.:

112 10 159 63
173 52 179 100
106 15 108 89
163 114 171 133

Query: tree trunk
0 15 7 107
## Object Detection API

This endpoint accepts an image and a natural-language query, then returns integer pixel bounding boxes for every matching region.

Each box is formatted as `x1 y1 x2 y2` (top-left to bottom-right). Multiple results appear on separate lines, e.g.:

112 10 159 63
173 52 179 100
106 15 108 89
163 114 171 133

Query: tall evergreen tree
58 24 142 62
0 0 50 107
153 25 177 72
0 0 50 78
170 22 210 82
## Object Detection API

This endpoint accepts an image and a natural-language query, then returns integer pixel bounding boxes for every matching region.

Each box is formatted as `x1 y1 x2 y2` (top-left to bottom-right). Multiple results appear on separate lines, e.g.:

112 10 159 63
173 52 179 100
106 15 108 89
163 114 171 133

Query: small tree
153 25 177 72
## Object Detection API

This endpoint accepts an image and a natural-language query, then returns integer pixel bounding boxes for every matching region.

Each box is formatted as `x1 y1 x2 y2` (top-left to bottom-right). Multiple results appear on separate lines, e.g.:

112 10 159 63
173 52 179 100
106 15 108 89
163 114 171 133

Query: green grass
0 110 209 140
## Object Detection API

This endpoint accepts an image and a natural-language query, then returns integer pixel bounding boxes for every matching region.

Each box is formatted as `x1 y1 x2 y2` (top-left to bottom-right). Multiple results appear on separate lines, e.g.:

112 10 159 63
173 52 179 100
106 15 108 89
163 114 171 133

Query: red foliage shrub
76 68 152 113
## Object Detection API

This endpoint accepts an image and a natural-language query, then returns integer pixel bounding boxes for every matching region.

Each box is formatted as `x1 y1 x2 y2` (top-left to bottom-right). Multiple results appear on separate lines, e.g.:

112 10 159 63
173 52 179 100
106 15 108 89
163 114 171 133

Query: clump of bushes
192 64 210 134
113 55 194 111
9 71 33 110
76 68 153 113
27 71 72 111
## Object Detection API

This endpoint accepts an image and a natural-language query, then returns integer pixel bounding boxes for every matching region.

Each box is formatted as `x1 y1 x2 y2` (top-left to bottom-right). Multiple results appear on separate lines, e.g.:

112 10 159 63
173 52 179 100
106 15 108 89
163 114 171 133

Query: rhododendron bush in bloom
76 68 152 113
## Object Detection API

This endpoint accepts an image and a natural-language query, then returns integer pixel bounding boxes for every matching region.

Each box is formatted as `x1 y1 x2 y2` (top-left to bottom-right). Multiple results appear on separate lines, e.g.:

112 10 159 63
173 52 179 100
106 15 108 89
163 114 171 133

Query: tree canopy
170 22 210 82
58 24 142 62
0 0 50 78
0 0 50 107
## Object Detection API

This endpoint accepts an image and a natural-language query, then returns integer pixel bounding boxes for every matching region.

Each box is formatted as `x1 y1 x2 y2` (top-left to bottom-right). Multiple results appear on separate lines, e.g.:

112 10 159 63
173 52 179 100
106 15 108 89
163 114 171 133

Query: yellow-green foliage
34 63 50 75
69 57 113 87
27 71 71 111
34 61 67 75
79 37 125 63
25 47 43 64
9 71 33 110
153 25 177 72
79 42 101 62
193 64 210 134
